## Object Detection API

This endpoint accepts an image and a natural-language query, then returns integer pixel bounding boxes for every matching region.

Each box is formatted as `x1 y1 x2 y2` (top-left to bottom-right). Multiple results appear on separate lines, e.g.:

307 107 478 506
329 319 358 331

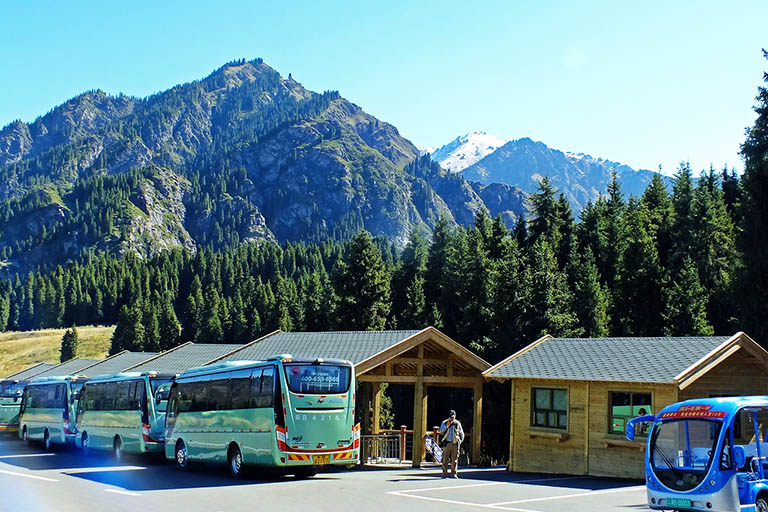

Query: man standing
438 409 464 478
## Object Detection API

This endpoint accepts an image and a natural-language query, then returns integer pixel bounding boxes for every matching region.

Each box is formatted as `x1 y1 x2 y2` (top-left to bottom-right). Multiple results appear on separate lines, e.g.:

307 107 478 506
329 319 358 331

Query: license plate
313 455 329 465
666 498 691 508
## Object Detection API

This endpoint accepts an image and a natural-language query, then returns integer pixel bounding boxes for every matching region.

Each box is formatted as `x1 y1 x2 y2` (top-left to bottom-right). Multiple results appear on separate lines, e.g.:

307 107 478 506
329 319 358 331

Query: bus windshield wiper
654 443 684 481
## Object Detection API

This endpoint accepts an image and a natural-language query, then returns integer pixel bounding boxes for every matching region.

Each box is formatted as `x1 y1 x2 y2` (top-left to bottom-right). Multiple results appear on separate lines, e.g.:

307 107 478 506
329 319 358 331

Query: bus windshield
650 419 722 491
284 364 351 394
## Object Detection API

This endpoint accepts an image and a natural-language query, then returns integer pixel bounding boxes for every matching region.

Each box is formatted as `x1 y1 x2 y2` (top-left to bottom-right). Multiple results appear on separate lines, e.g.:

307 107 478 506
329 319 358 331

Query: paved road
0 436 650 512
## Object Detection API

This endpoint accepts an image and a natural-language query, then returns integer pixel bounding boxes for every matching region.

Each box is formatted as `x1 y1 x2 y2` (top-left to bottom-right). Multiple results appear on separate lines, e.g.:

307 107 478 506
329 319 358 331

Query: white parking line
0 453 56 459
388 477 645 511
486 485 646 506
388 491 536 511
0 468 58 482
64 465 146 474
104 489 141 497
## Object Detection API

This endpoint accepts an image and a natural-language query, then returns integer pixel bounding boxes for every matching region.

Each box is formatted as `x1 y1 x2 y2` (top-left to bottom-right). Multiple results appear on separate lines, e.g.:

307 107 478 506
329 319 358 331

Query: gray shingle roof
30 358 102 379
4 363 56 380
78 351 158 377
215 331 422 365
486 336 733 383
128 344 243 374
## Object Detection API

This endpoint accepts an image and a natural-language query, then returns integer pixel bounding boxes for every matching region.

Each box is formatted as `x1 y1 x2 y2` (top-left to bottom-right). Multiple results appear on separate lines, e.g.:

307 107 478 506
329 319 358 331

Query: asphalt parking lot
0 436 649 512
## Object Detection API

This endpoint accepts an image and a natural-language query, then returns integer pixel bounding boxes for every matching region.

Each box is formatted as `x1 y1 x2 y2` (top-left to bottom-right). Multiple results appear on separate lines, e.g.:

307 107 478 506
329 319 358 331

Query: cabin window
609 391 652 436
532 388 568 429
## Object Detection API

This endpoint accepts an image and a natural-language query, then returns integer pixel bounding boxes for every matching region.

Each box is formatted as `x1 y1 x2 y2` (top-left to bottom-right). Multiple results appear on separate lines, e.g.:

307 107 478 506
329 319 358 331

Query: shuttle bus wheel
175 440 188 470
228 444 243 478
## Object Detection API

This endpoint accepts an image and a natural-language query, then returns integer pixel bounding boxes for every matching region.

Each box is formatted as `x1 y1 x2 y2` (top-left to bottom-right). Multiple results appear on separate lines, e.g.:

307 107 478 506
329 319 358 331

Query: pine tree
614 201 665 336
60 325 79 362
669 162 696 272
691 168 738 331
602 169 626 292
158 297 181 350
143 305 160 352
738 50 768 344
528 177 560 247
109 304 144 354
523 239 580 338
333 230 391 330
489 237 530 361
197 288 224 343
569 248 610 337
641 173 673 269
663 258 714 336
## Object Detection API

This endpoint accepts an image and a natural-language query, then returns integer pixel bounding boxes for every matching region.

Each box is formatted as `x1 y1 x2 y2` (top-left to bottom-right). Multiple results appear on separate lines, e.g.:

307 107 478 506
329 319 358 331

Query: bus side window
230 370 251 410
273 374 284 427
260 368 274 408
136 380 148 422
250 370 263 408
19 388 28 415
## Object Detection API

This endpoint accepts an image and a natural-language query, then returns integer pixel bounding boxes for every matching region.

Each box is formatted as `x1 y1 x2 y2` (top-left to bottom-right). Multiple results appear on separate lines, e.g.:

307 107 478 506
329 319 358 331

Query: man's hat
449 410 456 418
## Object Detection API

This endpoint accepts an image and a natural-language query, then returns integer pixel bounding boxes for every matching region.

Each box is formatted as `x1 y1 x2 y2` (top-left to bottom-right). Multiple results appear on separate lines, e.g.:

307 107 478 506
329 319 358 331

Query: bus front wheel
22 426 28 444
175 441 188 471
43 430 51 452
228 444 243 479
756 494 768 512
81 433 89 456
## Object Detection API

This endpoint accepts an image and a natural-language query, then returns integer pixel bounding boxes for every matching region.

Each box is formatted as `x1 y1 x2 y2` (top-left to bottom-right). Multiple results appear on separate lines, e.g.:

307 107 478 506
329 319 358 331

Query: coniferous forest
0 53 765 362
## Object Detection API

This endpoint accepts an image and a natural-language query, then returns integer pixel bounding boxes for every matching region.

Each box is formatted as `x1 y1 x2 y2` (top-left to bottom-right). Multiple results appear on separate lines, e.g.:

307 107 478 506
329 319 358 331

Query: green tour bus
0 380 26 433
75 371 175 459
164 355 359 478
19 375 87 450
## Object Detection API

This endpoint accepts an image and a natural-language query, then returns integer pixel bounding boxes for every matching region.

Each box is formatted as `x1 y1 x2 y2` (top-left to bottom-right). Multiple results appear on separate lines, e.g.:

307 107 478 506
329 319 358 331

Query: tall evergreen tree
158 297 181 350
614 201 665 336
669 162 696 271
109 304 144 354
738 50 768 344
60 325 79 362
522 239 580 338
333 231 391 330
569 247 610 337
663 258 714 336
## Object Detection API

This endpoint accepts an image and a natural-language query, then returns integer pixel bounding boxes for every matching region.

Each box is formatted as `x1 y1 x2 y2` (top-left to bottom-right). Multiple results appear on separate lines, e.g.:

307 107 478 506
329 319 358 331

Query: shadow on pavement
387 466 643 491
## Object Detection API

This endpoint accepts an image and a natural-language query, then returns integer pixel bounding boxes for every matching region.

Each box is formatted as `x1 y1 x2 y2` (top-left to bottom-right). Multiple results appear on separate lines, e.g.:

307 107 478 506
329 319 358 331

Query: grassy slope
0 326 114 378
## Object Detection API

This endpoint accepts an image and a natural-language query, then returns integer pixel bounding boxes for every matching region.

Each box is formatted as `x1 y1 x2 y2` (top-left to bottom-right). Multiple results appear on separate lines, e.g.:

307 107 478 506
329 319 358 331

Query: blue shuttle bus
627 396 768 512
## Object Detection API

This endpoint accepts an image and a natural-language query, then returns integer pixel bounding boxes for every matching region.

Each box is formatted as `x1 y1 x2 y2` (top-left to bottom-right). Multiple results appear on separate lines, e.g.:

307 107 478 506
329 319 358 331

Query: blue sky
1 1 766 174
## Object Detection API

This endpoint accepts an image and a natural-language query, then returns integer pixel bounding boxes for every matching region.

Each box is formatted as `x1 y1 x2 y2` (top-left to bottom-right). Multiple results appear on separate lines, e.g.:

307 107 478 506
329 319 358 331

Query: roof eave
482 334 553 378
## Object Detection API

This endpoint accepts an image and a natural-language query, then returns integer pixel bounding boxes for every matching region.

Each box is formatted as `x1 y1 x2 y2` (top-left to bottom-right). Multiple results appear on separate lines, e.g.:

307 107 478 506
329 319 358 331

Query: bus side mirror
626 415 655 441
733 445 746 468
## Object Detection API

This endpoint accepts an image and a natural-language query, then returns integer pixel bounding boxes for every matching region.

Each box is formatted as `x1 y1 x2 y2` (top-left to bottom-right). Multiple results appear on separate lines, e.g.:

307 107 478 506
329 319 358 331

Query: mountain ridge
0 59 528 274
428 132 668 211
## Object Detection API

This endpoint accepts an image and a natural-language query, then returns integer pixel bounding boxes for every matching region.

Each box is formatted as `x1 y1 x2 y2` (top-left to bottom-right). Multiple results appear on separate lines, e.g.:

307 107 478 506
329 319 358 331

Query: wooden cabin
483 332 768 479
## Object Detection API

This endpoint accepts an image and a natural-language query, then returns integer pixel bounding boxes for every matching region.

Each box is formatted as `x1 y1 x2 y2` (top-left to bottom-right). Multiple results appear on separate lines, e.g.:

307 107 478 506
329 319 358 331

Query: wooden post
372 382 382 434
584 381 590 476
472 380 483 465
508 380 515 472
412 345 426 468
400 425 407 461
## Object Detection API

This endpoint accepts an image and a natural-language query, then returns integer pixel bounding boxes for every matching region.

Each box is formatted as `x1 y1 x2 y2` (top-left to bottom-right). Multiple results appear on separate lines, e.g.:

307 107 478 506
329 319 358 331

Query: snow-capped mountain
461 137 669 212
428 131 508 173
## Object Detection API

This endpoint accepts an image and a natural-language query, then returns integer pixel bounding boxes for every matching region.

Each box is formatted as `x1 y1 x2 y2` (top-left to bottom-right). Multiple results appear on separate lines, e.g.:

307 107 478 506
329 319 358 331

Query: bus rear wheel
293 468 317 479
113 437 123 461
81 433 89 456
22 426 28 444
756 495 768 512
43 430 51 452
228 444 243 478
175 441 188 470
